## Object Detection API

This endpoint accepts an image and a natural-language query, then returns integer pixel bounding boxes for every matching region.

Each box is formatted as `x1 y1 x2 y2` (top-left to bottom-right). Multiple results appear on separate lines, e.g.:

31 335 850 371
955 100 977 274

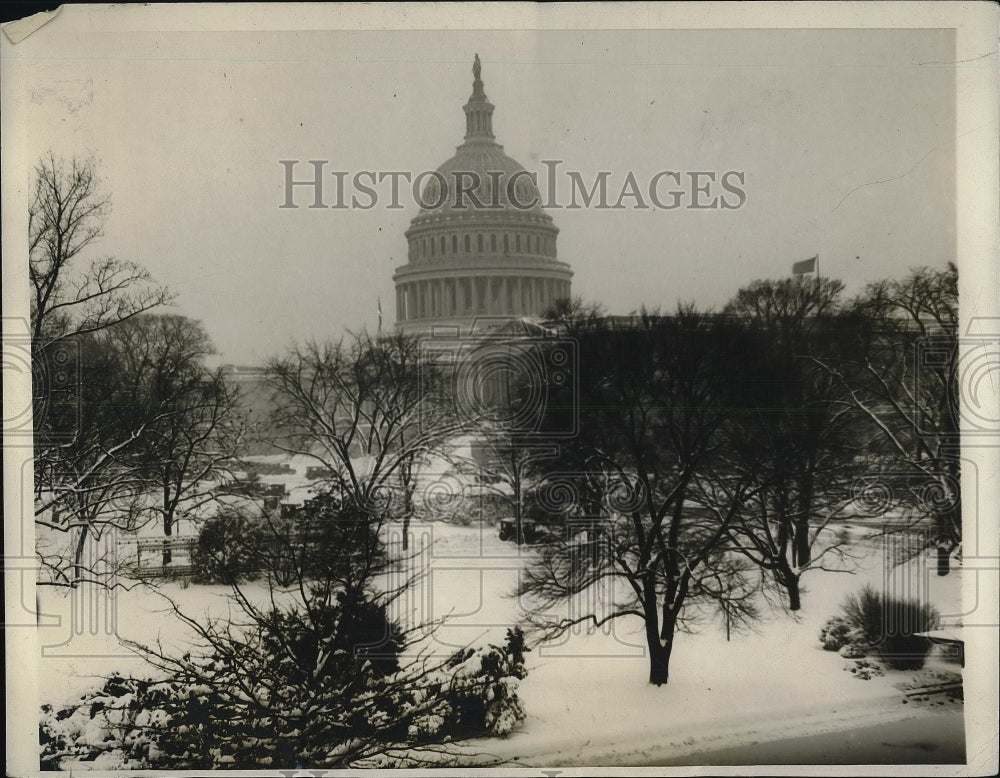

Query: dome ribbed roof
418 143 543 215
415 54 544 217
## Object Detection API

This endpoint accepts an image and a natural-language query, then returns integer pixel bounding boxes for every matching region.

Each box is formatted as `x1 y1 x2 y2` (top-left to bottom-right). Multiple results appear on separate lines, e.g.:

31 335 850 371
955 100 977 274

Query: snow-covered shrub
846 658 884 680
40 608 529 769
191 510 265 583
40 674 169 769
839 585 884 644
257 589 406 682
819 616 857 651
268 496 388 585
405 627 529 743
838 642 867 659
838 584 940 670
450 627 528 738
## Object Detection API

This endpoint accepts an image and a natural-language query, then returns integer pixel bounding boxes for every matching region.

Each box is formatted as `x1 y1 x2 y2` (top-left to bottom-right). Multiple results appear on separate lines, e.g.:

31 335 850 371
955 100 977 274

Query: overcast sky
7 21 959 364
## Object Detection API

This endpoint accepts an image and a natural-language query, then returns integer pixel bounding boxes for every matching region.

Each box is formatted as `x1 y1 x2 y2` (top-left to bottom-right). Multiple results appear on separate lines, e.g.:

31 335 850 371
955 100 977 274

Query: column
500 277 508 315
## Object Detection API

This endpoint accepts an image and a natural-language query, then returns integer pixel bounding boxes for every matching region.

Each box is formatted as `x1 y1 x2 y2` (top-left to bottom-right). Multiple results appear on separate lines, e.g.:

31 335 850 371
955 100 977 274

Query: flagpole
816 253 820 282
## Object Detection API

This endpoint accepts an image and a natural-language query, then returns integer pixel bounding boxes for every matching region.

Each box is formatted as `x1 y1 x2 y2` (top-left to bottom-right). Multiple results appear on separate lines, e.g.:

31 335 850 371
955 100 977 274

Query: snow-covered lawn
35 517 964 767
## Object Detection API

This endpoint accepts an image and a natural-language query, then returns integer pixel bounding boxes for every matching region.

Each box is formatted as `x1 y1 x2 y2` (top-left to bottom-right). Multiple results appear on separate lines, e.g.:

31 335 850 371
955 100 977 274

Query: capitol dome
393 55 573 335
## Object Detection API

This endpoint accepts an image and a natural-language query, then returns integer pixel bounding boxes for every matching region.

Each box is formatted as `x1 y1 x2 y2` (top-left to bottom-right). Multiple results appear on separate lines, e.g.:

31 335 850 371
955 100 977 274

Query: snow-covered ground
35 509 965 768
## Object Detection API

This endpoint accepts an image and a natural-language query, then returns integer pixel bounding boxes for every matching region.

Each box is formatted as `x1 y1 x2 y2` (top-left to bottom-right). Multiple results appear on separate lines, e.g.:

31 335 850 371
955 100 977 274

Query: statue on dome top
473 53 481 81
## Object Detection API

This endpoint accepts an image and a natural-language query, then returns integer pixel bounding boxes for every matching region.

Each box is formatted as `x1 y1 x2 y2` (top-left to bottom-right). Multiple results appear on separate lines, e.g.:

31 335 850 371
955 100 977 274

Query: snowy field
35 505 966 768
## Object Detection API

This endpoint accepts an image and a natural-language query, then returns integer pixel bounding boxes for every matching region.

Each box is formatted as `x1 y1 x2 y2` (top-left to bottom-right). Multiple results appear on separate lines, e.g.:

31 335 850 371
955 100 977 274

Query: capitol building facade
393 56 573 335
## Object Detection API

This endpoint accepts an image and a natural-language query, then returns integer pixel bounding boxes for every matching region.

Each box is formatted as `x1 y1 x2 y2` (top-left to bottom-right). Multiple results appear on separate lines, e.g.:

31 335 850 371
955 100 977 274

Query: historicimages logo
279 161 748 212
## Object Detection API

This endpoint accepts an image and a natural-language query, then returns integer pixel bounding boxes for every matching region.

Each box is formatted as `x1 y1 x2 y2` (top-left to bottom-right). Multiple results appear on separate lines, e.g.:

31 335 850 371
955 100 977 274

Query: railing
124 536 198 580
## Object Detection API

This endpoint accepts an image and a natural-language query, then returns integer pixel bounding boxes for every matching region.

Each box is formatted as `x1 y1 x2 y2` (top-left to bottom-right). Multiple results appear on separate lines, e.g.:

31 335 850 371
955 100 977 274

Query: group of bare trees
29 154 245 584
511 266 959 685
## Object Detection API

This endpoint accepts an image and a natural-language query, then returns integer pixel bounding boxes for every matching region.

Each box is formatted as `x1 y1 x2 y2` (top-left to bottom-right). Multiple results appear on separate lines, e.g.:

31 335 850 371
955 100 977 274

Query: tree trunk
786 574 801 611
934 490 960 577
774 558 802 611
648 638 671 685
401 459 415 550
162 481 173 565
647 601 676 686
793 517 811 568
793 472 813 568
163 513 173 565
73 523 90 586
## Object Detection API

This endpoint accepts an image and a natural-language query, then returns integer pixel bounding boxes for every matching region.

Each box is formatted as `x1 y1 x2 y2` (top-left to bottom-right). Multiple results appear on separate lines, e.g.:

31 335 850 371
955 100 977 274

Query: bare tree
541 295 606 329
264 331 456 527
29 153 171 344
109 314 247 564
446 425 558 545
34 330 165 586
715 277 876 609
817 264 960 575
518 309 762 685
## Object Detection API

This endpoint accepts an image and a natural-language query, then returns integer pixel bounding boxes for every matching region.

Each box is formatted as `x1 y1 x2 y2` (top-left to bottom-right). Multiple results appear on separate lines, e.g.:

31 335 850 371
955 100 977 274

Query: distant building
393 55 573 335
219 364 282 455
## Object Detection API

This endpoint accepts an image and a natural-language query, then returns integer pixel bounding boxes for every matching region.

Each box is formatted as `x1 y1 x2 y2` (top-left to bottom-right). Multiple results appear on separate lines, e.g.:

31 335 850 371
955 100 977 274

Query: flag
792 256 818 276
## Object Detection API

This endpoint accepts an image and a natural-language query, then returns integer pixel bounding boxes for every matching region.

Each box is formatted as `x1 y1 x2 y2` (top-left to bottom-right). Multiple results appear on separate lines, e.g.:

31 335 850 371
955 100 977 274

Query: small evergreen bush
838 584 940 670
191 510 265 584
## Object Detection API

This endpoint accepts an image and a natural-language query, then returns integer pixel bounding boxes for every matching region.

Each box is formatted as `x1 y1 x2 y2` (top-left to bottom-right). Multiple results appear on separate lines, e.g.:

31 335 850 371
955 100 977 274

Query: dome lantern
463 53 495 142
